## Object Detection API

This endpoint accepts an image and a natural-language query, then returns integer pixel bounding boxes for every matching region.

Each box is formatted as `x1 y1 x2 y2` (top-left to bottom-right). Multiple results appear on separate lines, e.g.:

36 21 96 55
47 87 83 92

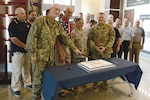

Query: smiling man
88 12 115 90
26 4 81 100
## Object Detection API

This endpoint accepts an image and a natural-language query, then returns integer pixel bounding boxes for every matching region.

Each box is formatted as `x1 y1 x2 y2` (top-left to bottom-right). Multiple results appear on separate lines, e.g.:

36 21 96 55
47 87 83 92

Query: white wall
74 0 105 20
41 0 105 21
123 0 150 24
123 0 150 52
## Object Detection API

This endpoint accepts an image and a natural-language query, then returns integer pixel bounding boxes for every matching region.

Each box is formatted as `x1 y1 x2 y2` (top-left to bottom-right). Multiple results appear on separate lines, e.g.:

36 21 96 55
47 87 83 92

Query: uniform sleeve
88 27 98 50
8 22 17 38
59 25 77 51
26 17 43 56
70 30 76 43
105 26 116 49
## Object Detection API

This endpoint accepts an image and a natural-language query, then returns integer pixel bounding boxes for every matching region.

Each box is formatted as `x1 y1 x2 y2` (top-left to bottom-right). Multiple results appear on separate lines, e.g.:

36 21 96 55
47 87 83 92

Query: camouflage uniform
26 16 77 100
71 29 88 63
88 23 115 60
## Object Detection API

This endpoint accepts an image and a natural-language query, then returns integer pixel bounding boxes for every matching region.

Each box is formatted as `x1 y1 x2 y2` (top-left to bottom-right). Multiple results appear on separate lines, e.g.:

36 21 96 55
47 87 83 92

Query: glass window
54 0 71 5
43 0 53 4
142 20 150 52
72 0 75 6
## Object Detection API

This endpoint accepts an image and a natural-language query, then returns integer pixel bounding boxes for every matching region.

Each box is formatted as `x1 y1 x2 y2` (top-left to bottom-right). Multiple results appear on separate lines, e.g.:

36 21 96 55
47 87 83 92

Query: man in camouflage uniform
26 4 81 100
88 12 115 89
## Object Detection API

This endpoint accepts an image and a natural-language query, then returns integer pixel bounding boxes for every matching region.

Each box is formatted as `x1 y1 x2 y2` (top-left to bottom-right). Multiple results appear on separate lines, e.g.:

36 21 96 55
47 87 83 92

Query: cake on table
77 59 116 73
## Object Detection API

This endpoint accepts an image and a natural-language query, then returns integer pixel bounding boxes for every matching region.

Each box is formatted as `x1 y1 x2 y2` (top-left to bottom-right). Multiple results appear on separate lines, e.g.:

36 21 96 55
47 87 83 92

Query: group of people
108 15 145 64
8 3 145 100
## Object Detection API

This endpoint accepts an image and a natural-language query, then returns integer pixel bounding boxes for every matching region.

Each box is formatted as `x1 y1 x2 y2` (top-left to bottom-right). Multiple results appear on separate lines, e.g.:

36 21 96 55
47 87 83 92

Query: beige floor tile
0 52 149 100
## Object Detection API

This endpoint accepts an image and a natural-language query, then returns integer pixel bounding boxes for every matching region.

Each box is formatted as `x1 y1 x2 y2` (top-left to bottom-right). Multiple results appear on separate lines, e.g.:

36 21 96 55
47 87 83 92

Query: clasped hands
95 45 106 53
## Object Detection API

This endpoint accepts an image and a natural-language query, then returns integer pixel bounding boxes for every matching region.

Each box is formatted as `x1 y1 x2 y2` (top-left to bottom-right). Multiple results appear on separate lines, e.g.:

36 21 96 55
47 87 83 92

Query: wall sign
127 0 149 7
140 14 150 20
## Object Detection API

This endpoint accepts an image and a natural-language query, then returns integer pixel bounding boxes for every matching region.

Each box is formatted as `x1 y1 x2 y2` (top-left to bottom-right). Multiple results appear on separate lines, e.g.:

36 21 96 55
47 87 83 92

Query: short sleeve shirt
8 19 31 53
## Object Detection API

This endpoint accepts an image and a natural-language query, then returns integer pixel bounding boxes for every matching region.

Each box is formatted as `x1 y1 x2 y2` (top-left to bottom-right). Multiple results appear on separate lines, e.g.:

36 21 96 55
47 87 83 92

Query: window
72 0 75 6
54 0 71 5
43 0 75 5
43 0 53 4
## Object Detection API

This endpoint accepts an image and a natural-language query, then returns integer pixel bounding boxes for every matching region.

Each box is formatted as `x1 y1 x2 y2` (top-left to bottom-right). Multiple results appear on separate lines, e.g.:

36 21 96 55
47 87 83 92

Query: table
42 57 143 100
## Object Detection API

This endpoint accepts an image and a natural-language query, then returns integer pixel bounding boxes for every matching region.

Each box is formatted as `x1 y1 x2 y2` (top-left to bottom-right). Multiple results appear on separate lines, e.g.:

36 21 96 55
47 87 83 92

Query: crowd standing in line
8 3 145 99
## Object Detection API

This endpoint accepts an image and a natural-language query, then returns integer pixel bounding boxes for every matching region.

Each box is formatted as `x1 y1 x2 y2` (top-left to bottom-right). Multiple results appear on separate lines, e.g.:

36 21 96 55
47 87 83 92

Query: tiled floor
0 52 149 100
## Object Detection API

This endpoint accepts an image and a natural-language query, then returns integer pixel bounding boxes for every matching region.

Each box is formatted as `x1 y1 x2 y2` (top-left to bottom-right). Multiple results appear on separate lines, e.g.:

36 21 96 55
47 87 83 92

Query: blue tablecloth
42 57 143 100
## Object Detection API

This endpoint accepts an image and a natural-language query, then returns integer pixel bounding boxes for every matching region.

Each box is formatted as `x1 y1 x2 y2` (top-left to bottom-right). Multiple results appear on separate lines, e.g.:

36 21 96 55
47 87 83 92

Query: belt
133 42 140 43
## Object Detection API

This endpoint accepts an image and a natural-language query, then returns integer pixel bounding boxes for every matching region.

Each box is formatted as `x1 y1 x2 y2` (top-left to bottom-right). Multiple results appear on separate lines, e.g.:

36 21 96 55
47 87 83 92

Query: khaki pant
11 52 32 91
129 42 141 63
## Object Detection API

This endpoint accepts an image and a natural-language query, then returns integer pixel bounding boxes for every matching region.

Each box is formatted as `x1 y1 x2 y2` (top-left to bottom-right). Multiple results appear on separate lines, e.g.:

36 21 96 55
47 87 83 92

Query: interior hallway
0 52 149 100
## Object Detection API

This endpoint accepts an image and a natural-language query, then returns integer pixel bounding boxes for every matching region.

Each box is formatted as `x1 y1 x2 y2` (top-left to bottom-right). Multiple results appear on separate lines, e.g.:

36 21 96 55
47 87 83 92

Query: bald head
135 20 140 27
49 4 61 18
64 6 73 19
15 7 26 22
108 14 114 20
85 13 91 22
108 18 114 26
123 18 129 27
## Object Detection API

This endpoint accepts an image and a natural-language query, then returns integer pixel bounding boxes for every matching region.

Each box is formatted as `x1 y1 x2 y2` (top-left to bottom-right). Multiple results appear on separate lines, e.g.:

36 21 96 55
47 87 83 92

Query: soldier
70 18 89 93
88 12 115 89
26 4 81 100
71 18 88 63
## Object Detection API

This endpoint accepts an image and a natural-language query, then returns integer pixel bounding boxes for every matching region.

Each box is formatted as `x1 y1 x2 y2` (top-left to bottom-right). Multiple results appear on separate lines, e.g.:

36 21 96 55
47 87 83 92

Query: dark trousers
117 45 123 58
129 42 141 63
122 41 130 60
111 45 123 58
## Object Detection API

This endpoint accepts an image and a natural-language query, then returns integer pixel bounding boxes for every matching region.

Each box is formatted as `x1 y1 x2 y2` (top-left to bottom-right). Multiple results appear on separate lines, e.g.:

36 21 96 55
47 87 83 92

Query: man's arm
141 28 145 49
141 37 145 49
59 25 82 55
10 37 26 49
105 26 116 49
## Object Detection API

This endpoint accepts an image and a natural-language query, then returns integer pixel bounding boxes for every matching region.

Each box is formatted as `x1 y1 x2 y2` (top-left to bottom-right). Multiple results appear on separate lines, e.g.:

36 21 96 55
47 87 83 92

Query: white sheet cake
77 59 116 73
